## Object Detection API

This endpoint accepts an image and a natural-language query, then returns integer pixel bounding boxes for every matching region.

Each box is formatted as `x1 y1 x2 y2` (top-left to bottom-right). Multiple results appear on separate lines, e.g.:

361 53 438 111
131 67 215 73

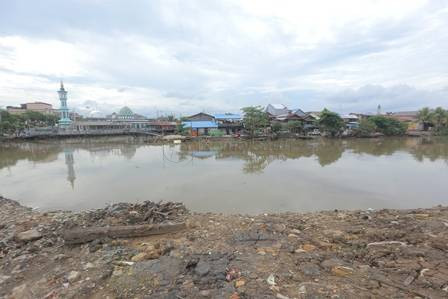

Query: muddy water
0 137 447 213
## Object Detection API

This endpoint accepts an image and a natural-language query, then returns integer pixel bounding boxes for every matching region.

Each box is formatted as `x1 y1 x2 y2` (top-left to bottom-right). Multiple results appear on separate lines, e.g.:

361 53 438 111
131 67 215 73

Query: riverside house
182 112 243 136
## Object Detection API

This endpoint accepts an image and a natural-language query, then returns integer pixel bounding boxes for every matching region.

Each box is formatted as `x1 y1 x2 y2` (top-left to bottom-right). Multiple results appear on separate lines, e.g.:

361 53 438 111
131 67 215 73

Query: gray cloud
0 0 447 116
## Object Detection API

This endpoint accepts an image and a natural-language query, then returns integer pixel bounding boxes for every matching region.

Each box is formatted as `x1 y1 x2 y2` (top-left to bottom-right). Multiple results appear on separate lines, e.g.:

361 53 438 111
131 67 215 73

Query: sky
0 0 447 117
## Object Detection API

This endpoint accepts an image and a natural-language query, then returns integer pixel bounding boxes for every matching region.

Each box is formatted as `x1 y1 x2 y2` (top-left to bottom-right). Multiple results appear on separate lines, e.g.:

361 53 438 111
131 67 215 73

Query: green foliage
241 106 269 137
209 129 224 137
431 107 448 131
355 119 377 136
368 115 407 136
318 109 345 137
287 121 303 133
176 123 186 135
271 122 282 134
0 110 58 135
417 107 448 133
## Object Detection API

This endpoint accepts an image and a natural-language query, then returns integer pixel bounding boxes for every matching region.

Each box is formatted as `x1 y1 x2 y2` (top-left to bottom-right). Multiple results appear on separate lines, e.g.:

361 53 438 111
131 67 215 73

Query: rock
267 274 276 286
132 252 149 262
287 233 299 238
290 229 301 234
0 275 10 284
276 294 290 299
321 258 345 270
235 278 246 288
131 249 161 262
11 283 28 298
67 270 81 282
273 223 286 232
84 262 95 270
300 262 321 276
302 244 316 252
414 213 430 219
14 229 42 242
194 260 210 276
331 266 353 276
229 293 240 299
199 289 211 297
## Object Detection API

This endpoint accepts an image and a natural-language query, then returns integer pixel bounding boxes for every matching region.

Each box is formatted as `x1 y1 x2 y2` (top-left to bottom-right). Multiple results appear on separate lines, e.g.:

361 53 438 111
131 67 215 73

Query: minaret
377 104 382 115
58 81 72 128
64 148 76 189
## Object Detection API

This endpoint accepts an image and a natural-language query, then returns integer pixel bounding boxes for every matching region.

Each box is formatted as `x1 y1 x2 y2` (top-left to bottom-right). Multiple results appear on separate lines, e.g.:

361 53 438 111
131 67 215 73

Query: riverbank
1 197 448 298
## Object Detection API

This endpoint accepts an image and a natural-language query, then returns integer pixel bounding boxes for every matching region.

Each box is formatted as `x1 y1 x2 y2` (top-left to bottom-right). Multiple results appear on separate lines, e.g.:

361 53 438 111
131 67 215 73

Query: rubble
1 196 448 298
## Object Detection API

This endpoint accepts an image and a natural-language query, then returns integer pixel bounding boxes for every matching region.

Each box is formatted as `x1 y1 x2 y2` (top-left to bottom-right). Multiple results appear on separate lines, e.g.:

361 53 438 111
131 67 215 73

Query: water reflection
176 137 448 173
1 138 448 177
1 137 447 213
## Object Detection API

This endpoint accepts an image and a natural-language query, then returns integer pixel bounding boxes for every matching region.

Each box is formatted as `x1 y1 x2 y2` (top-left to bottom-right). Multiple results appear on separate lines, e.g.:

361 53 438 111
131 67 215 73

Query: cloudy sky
0 0 447 117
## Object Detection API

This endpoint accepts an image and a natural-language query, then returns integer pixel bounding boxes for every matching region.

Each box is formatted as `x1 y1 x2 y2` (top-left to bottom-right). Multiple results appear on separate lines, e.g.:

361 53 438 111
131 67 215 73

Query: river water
0 137 447 214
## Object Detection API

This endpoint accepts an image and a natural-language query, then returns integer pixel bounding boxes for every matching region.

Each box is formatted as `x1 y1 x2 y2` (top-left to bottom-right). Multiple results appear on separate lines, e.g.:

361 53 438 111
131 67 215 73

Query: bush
209 129 224 137
368 116 407 136
355 119 377 136
287 121 303 133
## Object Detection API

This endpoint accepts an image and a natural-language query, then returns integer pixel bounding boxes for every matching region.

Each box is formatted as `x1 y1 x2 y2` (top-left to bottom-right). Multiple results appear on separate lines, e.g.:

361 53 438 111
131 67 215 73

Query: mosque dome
118 106 134 116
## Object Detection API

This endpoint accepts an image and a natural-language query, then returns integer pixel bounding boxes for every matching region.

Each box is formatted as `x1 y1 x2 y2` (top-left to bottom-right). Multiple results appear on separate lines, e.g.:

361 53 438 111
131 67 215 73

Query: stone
15 229 42 242
235 278 246 288
273 223 286 232
199 290 211 297
321 258 345 270
302 244 316 252
67 271 81 282
290 229 301 234
11 283 28 298
0 275 10 284
276 294 290 299
331 266 353 276
300 262 321 276
84 262 95 270
195 260 210 276
131 252 148 262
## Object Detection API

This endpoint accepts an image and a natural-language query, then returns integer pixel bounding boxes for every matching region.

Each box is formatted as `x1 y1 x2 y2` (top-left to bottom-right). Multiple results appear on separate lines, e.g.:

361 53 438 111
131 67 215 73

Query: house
182 112 242 135
213 113 243 134
341 114 359 130
265 104 289 118
182 120 218 136
183 112 215 122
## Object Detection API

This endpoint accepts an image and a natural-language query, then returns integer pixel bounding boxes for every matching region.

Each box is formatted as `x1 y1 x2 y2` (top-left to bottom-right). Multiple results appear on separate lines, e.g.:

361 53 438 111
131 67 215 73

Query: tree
368 115 407 136
287 120 303 134
431 107 447 132
176 122 186 135
318 109 345 137
355 118 377 136
417 107 432 131
241 106 269 137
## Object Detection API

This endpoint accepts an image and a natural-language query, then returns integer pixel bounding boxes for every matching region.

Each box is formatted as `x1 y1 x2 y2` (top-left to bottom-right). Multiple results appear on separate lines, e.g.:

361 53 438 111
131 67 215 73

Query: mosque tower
58 81 72 127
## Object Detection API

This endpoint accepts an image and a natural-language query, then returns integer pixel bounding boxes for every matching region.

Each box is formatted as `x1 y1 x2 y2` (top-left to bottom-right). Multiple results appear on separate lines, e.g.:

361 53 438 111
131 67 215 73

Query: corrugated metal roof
182 121 218 129
213 113 241 120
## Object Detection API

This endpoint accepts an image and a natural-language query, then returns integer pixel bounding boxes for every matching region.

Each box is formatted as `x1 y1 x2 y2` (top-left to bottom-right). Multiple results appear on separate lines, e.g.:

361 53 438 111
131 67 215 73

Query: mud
1 197 448 298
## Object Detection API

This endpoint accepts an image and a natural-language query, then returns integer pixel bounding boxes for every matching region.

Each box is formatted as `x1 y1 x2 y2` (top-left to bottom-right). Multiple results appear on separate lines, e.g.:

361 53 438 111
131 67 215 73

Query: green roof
118 106 134 116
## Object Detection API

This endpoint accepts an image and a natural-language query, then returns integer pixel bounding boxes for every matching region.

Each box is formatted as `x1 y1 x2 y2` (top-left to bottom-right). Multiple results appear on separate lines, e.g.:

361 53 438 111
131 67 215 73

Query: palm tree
417 107 432 131
431 107 447 131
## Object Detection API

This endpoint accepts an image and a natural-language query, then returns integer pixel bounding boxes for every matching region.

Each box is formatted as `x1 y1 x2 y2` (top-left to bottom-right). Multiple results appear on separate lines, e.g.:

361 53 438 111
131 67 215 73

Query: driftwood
62 222 186 245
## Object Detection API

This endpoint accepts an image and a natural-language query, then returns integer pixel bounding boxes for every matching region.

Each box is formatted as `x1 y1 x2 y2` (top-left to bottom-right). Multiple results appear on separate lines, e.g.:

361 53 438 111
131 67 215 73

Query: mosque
57 83 176 133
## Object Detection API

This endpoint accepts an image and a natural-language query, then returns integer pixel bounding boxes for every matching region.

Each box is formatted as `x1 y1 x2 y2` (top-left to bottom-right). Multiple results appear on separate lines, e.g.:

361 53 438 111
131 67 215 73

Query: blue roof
213 113 241 120
182 121 218 129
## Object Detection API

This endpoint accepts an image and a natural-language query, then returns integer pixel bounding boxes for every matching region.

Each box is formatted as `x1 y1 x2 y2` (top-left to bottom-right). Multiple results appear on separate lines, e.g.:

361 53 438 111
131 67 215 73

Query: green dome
118 106 134 116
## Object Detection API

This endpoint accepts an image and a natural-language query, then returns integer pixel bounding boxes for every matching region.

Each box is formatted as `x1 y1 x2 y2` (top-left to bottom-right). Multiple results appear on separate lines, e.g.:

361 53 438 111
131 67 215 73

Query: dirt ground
1 196 448 299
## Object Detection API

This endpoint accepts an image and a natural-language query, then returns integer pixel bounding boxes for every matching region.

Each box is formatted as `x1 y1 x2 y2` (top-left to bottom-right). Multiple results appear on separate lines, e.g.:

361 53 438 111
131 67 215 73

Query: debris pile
1 196 448 298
